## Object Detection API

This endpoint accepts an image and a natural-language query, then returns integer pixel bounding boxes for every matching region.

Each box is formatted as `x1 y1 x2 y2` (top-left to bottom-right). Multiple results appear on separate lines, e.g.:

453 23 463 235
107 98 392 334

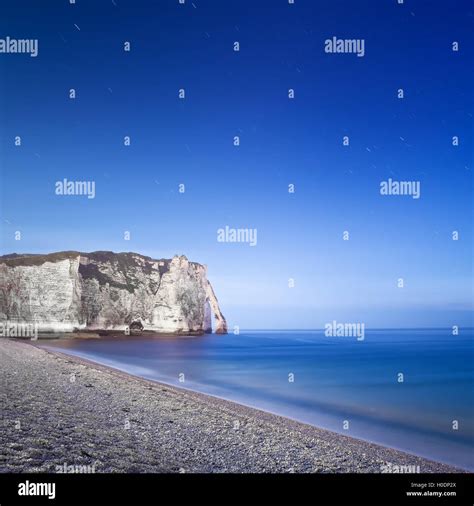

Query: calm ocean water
41 329 474 470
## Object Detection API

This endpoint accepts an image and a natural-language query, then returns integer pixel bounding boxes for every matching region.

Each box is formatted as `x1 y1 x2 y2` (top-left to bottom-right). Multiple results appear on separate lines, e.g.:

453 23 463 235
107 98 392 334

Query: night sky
1 0 472 328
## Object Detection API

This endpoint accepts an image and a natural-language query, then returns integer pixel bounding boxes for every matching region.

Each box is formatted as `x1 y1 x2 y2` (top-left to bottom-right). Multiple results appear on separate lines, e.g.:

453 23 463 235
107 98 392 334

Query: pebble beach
0 338 460 474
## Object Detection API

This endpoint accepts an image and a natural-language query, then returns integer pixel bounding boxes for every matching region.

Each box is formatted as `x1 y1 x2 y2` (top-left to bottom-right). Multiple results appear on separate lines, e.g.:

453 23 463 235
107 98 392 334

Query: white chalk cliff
0 251 227 334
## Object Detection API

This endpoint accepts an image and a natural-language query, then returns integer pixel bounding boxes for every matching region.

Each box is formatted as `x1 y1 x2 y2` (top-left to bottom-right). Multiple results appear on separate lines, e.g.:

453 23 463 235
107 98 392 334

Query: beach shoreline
0 338 464 473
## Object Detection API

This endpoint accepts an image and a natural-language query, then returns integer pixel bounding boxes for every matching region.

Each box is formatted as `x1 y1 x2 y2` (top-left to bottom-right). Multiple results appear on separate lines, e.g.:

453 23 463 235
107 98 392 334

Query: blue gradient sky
1 0 473 328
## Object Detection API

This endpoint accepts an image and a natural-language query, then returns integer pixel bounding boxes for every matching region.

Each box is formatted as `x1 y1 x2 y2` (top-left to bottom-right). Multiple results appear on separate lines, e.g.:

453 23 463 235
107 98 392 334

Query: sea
40 328 474 471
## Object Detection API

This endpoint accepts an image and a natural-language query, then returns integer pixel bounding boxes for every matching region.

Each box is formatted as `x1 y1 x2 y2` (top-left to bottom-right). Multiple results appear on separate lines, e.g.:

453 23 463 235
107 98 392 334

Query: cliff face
0 251 227 335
